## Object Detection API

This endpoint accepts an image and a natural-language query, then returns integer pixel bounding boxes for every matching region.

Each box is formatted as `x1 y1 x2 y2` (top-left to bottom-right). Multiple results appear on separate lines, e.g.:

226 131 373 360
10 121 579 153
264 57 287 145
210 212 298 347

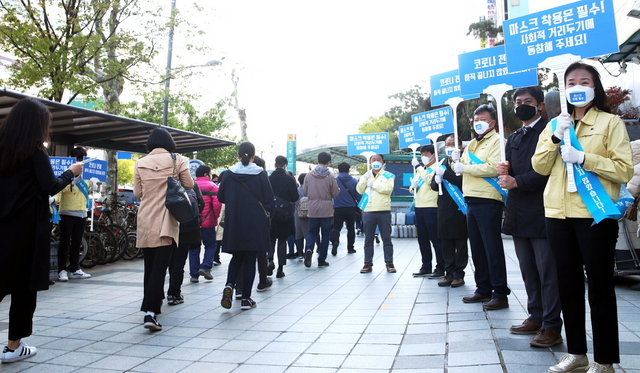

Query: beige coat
134 148 194 248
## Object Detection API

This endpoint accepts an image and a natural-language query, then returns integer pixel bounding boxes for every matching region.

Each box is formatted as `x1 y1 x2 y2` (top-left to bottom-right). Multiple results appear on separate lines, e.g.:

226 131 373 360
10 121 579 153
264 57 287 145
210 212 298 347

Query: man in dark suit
497 86 562 348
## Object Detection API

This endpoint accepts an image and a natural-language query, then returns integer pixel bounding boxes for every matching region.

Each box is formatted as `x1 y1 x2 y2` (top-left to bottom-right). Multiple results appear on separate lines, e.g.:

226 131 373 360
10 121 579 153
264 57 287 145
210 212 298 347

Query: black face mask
514 104 538 121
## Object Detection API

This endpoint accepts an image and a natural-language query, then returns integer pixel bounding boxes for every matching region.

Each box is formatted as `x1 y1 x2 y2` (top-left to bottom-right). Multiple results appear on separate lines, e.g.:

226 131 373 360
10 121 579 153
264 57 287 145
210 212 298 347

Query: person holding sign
497 87 563 348
356 154 396 273
430 135 468 288
0 98 83 363
453 104 510 310
53 147 95 282
532 62 633 373
409 144 445 280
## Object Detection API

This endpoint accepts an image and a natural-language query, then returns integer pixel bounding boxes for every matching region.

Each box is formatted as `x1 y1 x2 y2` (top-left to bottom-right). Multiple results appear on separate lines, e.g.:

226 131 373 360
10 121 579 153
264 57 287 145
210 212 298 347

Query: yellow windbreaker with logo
532 108 633 219
409 166 438 208
356 170 394 212
460 129 503 202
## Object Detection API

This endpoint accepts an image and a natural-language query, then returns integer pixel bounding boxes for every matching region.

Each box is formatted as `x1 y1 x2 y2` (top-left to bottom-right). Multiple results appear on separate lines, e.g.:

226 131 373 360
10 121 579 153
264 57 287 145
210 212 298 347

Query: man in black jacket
497 86 562 348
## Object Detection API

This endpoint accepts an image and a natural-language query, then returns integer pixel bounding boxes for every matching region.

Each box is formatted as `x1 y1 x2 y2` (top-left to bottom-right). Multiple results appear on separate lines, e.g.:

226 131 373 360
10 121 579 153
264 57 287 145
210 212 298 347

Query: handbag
271 196 295 222
165 153 194 223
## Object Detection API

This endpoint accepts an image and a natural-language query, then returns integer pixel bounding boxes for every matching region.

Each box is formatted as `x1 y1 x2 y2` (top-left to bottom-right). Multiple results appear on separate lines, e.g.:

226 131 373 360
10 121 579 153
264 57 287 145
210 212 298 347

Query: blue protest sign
503 0 618 72
50 157 75 177
411 107 455 145
430 69 479 106
83 159 108 182
188 159 204 179
398 124 417 150
347 133 390 155
458 45 538 96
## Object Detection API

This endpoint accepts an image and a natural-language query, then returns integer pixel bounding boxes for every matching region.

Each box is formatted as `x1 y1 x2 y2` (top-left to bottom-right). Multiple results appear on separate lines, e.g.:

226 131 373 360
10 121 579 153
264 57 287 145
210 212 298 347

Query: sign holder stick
360 151 377 173
539 54 581 193
446 97 465 177
408 143 421 198
483 83 513 163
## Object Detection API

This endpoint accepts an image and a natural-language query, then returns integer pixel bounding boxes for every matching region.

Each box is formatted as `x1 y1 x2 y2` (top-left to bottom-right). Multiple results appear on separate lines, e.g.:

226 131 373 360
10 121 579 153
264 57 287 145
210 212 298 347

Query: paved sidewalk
1 235 639 372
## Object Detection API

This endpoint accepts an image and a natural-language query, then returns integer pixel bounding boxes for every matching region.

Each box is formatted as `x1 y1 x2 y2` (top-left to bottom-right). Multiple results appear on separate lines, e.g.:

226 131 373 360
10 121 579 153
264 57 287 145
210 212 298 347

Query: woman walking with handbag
219 142 274 310
134 128 193 330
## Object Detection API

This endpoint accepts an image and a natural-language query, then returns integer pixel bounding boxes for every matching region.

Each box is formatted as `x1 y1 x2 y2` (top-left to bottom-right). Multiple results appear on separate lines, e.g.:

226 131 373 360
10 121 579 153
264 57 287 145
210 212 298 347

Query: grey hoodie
302 165 341 218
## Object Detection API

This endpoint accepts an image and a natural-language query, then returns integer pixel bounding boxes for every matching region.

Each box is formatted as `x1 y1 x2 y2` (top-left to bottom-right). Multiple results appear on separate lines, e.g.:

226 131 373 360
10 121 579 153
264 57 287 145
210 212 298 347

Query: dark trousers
415 207 444 272
271 238 287 269
513 236 562 333
362 211 393 265
227 251 259 300
236 251 268 292
442 238 468 279
467 201 510 299
546 217 619 364
141 243 174 314
0 291 37 340
306 217 332 262
58 215 85 273
331 207 358 250
168 242 198 297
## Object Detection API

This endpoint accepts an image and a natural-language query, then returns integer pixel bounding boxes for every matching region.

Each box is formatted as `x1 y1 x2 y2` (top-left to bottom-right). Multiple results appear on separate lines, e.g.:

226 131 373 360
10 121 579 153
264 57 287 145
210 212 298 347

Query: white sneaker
2 341 37 363
58 270 68 282
69 269 91 279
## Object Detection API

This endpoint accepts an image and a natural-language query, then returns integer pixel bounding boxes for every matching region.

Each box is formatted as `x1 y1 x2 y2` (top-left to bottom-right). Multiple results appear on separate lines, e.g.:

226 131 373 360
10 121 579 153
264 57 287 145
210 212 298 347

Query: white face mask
473 120 491 135
371 161 383 170
566 85 595 108
421 155 433 165
445 147 455 156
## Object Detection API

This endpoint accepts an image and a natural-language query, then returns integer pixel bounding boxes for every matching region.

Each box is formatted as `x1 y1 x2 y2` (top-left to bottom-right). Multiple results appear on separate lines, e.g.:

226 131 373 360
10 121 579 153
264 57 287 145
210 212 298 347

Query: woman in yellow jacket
533 62 633 373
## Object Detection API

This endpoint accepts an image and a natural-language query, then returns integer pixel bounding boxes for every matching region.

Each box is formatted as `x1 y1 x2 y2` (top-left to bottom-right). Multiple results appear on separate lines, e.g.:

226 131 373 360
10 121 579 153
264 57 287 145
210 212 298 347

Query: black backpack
180 189 200 232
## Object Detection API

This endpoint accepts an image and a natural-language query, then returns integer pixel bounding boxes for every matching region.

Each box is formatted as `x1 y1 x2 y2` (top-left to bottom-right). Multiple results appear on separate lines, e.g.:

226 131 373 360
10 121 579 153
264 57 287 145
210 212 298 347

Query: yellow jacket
54 179 93 212
409 166 438 208
460 129 503 202
356 169 394 212
532 109 633 219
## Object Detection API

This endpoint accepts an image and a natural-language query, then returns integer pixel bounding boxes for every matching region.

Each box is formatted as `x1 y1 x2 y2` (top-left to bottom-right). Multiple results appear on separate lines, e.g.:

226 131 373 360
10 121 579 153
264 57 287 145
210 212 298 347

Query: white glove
453 162 465 174
561 144 585 164
435 175 442 184
451 149 461 161
554 113 572 139
435 166 445 176
410 177 419 189
49 197 55 204
363 171 372 180
411 158 420 167
367 180 374 189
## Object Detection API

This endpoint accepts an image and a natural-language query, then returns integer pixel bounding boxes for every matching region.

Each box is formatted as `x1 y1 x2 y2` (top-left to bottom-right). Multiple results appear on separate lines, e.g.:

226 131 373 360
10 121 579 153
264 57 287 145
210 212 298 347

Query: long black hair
238 141 256 166
565 62 610 114
0 98 52 175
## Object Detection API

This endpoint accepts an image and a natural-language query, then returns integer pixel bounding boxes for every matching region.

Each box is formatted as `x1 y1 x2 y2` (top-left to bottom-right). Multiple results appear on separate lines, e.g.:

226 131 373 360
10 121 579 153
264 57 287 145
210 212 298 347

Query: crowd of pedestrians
0 62 636 373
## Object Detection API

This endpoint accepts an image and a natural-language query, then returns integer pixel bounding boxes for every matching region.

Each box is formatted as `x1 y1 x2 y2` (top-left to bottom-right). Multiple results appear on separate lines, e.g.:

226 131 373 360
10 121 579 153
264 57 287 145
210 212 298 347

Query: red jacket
196 176 221 228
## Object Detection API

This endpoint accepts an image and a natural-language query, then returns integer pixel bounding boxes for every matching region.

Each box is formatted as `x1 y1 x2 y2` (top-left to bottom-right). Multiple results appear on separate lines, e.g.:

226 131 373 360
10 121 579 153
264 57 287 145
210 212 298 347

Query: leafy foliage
117 159 136 186
118 90 238 168
467 20 503 46
606 86 638 119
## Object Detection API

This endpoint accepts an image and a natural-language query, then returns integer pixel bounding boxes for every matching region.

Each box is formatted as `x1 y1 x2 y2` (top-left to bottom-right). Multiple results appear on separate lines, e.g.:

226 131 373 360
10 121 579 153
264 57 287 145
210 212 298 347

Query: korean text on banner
347 132 390 156
398 124 417 150
50 157 76 177
411 107 455 146
83 159 108 182
503 0 618 71
430 69 479 106
458 45 539 96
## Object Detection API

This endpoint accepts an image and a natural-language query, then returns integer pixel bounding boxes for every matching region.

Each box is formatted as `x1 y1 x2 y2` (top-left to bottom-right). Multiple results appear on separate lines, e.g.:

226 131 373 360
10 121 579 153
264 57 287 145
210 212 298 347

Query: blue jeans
306 217 332 262
188 228 216 277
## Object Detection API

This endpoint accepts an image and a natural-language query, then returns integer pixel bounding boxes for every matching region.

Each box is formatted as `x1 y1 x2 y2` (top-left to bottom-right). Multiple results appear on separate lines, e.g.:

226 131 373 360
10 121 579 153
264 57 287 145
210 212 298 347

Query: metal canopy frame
602 27 640 64
0 89 235 154
296 143 368 166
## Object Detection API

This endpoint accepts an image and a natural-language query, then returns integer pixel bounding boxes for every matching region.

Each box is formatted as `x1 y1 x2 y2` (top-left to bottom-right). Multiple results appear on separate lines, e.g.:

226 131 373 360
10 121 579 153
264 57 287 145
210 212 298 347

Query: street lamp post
162 0 177 127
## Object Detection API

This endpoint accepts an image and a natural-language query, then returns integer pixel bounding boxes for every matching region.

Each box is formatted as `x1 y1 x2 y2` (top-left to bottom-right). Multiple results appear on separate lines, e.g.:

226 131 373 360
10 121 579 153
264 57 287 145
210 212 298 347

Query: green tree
467 20 503 47
117 159 136 186
119 90 238 168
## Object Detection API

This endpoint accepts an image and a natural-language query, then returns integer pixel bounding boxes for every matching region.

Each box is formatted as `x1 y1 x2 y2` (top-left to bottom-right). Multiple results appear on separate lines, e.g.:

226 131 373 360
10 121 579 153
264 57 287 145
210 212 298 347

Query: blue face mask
371 161 382 170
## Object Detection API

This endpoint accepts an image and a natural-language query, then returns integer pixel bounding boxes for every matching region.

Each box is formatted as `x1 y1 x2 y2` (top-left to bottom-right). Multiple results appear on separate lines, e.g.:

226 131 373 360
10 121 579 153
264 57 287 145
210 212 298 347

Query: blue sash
51 203 61 224
439 166 468 215
76 179 92 210
358 171 393 211
467 151 508 204
552 118 624 223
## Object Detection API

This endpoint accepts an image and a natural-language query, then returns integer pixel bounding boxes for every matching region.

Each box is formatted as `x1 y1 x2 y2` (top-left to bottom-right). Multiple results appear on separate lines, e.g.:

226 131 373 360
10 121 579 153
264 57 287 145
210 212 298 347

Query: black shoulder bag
165 153 194 223
240 181 271 226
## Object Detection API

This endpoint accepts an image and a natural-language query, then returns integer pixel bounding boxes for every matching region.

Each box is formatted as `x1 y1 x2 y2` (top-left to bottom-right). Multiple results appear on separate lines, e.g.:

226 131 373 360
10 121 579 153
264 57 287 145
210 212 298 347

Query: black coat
218 168 274 253
268 168 299 239
501 117 549 238
430 157 468 239
179 182 205 247
0 150 74 293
